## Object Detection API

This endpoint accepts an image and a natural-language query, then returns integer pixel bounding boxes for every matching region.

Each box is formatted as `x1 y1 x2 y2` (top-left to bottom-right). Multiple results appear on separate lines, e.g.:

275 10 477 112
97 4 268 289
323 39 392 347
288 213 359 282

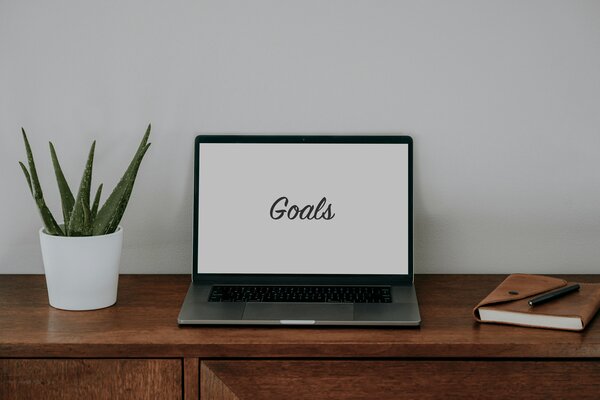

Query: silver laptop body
178 135 420 326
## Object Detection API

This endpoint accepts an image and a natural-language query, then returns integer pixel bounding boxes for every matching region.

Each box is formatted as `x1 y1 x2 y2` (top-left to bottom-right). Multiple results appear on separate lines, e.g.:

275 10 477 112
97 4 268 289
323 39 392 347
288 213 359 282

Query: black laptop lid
193 135 413 285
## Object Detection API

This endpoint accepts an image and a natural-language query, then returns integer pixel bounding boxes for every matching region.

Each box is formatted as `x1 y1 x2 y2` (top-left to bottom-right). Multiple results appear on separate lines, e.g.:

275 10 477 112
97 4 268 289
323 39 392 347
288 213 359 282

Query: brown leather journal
473 274 600 331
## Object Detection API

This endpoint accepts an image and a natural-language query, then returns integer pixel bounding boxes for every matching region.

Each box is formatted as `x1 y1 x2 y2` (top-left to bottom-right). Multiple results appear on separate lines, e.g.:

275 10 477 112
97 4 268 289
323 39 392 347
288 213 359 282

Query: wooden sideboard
2 274 600 399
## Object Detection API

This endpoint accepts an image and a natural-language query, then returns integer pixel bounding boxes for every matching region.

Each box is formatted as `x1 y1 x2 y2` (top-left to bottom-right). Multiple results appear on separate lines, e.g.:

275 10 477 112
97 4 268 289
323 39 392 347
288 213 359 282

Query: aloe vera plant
19 125 151 236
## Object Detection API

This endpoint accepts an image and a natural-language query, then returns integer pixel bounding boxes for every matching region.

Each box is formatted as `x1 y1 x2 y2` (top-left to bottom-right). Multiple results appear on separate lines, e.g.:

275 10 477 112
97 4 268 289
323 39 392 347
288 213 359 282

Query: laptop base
178 283 421 326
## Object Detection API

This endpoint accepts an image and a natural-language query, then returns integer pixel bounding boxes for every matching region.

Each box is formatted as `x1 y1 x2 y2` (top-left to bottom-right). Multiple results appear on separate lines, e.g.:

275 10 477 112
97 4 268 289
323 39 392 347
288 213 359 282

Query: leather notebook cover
473 274 600 331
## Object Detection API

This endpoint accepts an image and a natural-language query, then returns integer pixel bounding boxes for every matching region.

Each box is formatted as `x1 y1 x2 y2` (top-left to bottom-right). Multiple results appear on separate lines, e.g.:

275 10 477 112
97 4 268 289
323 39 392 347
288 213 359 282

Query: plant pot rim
39 225 123 238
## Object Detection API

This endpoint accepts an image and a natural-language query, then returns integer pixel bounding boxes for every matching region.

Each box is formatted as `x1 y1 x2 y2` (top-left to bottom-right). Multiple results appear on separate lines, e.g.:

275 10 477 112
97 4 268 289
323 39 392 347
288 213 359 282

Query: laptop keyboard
208 286 392 303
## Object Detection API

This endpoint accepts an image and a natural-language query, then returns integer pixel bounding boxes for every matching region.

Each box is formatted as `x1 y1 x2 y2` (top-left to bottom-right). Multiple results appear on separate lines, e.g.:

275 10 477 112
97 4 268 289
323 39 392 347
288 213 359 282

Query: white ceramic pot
39 226 123 311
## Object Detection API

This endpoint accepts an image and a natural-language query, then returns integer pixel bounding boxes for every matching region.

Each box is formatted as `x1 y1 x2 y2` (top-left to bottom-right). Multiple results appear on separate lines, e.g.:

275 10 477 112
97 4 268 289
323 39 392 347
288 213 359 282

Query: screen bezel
192 135 414 285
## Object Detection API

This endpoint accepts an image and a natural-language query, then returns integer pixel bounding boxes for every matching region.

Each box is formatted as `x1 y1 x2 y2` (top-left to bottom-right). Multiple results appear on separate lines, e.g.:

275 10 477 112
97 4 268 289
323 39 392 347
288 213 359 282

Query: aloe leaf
22 129 43 198
21 129 63 236
49 142 75 232
67 141 96 236
93 127 151 235
82 200 92 236
93 143 150 235
19 162 33 195
91 183 103 220
136 124 151 154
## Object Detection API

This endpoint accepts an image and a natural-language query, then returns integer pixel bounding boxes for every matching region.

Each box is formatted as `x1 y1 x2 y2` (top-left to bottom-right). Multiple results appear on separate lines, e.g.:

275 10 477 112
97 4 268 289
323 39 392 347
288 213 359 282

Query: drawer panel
0 359 181 400
201 360 600 400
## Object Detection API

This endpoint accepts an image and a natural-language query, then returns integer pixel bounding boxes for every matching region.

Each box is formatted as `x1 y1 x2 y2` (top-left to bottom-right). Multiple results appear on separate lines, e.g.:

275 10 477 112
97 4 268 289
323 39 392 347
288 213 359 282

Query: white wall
1 0 600 274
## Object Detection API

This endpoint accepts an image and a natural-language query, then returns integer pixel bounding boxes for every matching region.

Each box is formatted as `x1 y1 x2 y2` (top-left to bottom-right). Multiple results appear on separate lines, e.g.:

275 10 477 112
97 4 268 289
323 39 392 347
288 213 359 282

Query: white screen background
197 143 409 274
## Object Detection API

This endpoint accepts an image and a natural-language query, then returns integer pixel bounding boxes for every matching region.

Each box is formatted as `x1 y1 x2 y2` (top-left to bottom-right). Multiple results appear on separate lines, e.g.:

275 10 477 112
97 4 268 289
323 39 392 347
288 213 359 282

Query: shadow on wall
412 153 462 275
118 133 196 274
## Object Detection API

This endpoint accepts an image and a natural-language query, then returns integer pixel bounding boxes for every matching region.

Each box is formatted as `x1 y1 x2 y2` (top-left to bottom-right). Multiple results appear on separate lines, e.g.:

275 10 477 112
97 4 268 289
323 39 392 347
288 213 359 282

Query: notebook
473 274 600 331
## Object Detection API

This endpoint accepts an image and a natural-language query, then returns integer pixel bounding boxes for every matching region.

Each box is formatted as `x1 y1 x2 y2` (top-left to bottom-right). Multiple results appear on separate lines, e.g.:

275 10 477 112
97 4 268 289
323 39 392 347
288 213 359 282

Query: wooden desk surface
1 274 599 359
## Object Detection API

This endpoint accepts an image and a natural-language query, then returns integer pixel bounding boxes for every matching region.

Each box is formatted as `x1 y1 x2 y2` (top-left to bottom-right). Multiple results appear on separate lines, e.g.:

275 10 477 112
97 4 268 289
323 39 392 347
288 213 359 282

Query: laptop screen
196 141 410 275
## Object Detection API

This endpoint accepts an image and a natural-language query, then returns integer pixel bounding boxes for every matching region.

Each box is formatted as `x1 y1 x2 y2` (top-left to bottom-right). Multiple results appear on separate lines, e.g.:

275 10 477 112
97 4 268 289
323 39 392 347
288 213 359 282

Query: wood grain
201 360 600 400
0 359 181 400
201 361 239 400
1 274 600 358
184 358 199 400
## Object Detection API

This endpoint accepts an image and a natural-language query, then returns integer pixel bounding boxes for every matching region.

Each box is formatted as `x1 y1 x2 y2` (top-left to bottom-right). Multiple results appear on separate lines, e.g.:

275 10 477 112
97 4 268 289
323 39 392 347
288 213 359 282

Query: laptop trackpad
243 303 353 321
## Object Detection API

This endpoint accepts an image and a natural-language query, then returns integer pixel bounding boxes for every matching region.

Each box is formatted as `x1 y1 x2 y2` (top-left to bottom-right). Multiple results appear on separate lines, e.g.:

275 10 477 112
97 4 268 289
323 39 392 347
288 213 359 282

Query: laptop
178 135 420 326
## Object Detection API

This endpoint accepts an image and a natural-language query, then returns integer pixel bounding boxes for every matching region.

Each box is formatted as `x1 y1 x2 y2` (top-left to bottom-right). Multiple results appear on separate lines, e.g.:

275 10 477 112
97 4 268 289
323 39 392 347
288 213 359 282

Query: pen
528 283 580 307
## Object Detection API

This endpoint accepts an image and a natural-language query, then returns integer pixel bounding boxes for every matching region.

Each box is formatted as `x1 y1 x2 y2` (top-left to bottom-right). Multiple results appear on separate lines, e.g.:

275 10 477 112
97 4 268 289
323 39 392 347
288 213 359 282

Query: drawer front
201 360 600 400
0 359 181 400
